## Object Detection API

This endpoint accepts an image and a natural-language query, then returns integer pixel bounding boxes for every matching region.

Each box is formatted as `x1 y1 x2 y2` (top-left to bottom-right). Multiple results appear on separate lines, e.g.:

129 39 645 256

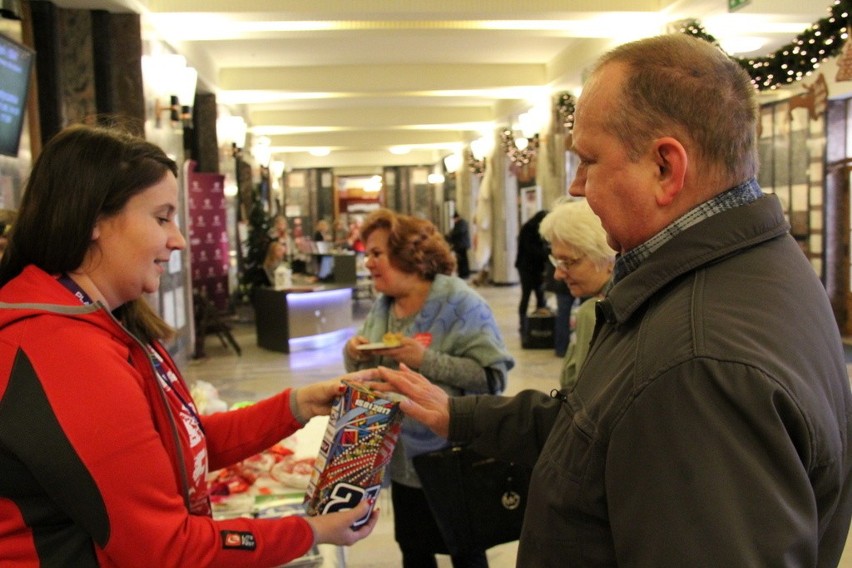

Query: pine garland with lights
679 0 851 90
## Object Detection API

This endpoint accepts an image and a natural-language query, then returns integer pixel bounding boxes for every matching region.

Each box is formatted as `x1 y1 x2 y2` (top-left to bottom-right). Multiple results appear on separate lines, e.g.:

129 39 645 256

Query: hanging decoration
679 0 850 91
466 148 486 176
786 73 829 120
836 25 852 80
500 129 539 168
555 92 576 130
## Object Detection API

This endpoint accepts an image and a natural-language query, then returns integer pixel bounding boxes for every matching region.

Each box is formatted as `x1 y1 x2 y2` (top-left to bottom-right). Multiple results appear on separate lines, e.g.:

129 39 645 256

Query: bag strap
485 367 502 395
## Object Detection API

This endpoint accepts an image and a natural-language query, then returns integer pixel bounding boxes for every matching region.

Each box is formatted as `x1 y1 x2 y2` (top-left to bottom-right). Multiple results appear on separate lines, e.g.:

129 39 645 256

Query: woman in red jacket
0 124 379 567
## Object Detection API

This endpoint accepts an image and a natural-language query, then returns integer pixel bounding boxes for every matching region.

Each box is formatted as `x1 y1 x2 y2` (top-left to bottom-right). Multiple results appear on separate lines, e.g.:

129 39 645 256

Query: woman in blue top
343 208 514 568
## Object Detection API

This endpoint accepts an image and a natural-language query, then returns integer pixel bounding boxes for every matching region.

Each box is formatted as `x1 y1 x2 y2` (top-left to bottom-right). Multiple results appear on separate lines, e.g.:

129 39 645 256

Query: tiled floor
184 281 852 567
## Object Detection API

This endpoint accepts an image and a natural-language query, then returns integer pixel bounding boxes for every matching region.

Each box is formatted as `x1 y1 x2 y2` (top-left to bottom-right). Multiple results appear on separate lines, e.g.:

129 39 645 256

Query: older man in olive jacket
374 34 852 567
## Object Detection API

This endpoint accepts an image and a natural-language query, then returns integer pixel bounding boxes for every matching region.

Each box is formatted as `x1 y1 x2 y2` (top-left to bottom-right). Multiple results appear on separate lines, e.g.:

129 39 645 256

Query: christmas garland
680 0 850 90
555 92 576 130
466 149 486 176
500 129 539 169
484 2 847 171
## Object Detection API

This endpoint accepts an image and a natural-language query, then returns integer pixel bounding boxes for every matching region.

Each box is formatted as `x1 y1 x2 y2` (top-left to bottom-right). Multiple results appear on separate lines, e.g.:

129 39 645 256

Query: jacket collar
597 194 790 326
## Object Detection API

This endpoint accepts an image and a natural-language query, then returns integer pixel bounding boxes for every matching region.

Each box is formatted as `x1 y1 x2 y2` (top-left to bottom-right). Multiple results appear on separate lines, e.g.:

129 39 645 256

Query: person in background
542 258 573 358
263 239 288 285
446 212 471 279
343 208 514 568
514 210 549 332
270 214 290 245
0 124 379 566
371 34 852 566
269 213 294 266
539 199 614 389
346 218 365 253
313 219 331 242
333 218 349 249
313 219 334 280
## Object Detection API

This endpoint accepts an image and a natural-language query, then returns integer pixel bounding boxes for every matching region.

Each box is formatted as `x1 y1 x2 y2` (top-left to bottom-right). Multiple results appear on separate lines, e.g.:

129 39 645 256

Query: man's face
568 63 661 254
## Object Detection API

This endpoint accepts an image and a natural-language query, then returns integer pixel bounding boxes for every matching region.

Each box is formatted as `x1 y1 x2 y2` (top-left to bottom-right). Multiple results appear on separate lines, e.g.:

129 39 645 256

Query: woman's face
364 228 412 296
550 240 611 298
86 172 186 308
275 217 288 234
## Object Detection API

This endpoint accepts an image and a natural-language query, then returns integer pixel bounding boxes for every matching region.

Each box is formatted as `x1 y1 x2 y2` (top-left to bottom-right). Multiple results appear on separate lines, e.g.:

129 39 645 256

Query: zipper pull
549 389 567 403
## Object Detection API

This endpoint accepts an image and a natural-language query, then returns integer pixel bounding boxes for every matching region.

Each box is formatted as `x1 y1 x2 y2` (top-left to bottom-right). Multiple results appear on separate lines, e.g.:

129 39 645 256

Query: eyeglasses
549 253 584 271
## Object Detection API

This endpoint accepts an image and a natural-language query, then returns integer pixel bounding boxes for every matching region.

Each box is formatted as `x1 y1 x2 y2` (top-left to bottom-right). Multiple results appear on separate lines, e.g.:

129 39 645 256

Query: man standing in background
447 212 471 279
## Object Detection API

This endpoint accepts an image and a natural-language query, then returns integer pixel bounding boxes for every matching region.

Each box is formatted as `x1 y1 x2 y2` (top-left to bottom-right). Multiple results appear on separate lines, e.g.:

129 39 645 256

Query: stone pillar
29 1 91 141
490 136 519 285
29 5 144 140
91 11 144 136
191 93 220 173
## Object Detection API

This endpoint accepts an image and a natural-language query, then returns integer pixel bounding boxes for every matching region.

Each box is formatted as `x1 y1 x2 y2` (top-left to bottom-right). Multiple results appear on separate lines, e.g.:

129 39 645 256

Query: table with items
209 417 346 568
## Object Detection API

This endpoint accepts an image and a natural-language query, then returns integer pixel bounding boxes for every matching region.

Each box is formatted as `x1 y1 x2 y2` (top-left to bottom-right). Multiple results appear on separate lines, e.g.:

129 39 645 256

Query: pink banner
187 161 230 312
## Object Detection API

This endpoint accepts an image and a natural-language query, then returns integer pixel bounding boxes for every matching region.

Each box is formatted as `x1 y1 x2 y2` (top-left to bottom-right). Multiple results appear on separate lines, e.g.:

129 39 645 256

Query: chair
193 289 242 357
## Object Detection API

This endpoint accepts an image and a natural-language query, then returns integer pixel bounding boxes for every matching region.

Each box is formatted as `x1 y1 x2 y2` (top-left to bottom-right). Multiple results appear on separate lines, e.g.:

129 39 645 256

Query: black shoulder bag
411 369 531 555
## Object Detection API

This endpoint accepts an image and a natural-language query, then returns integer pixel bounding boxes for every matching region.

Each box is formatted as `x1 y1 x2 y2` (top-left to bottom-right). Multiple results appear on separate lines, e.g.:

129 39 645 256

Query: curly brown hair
360 209 455 280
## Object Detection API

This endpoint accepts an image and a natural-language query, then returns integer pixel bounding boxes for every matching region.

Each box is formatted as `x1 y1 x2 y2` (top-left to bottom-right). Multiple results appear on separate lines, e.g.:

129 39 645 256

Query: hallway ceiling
52 0 834 170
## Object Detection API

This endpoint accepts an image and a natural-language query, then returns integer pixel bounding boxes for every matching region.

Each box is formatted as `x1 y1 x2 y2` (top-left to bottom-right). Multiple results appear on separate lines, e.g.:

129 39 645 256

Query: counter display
254 285 354 353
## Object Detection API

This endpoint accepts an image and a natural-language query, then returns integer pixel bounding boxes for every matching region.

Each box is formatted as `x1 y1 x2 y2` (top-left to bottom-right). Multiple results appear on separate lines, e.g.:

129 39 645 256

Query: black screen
0 33 34 157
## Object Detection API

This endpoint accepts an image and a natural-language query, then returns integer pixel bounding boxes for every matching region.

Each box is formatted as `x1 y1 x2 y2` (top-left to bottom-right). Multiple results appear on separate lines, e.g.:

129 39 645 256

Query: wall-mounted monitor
0 33 34 158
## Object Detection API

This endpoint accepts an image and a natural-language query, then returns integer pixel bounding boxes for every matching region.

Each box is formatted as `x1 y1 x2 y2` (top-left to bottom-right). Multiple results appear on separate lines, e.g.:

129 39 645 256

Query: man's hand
304 499 379 546
370 364 450 438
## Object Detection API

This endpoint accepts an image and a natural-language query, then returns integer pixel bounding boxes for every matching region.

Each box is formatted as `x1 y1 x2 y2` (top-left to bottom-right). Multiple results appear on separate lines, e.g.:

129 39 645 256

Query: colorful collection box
304 380 404 527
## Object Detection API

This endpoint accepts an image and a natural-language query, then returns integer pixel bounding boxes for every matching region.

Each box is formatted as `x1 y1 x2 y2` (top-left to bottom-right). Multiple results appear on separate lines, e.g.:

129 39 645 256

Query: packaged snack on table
304 379 404 527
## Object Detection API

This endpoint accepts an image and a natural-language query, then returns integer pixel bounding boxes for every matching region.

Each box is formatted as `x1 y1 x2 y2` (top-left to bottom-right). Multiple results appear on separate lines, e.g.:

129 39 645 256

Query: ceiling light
1 0 21 20
364 175 383 192
389 146 411 155
718 36 768 55
141 54 198 128
309 148 331 157
443 153 462 174
250 136 272 165
470 136 493 161
216 115 248 149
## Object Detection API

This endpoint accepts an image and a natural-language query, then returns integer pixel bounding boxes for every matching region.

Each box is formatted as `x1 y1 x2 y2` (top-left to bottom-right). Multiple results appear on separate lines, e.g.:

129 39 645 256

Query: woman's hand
370 364 450 438
379 336 426 370
304 499 380 546
295 369 379 420
346 335 373 362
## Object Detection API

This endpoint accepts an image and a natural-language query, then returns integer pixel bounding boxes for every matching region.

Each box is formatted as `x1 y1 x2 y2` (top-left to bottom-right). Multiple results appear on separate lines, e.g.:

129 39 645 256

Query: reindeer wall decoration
788 73 829 122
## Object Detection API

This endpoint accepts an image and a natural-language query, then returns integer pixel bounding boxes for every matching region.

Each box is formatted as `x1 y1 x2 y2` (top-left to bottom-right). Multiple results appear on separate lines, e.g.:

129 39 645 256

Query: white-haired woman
539 199 616 390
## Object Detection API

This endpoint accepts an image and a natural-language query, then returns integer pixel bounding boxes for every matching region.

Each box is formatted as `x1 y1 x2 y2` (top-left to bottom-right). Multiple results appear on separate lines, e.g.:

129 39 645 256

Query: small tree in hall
238 181 272 302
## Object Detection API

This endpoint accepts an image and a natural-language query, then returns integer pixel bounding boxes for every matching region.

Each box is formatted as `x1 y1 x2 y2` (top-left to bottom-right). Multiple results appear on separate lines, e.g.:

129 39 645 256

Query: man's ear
91 220 101 241
653 137 687 207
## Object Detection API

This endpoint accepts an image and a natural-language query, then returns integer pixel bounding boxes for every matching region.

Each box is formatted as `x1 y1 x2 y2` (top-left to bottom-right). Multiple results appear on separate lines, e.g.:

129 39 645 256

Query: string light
678 0 850 91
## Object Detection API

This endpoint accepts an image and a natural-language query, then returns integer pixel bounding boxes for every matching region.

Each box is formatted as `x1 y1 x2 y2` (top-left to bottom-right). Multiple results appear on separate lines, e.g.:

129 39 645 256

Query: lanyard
57 273 205 434
57 274 95 305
